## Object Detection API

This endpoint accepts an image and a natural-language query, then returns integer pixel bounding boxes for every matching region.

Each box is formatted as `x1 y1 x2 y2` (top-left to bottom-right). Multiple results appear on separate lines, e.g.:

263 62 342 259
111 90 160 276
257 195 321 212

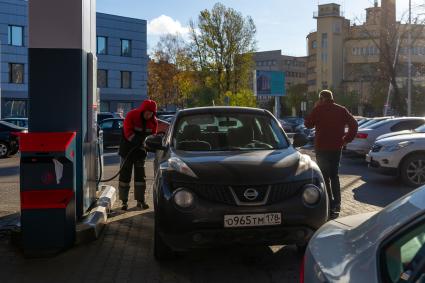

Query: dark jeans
315 150 342 211
118 156 146 203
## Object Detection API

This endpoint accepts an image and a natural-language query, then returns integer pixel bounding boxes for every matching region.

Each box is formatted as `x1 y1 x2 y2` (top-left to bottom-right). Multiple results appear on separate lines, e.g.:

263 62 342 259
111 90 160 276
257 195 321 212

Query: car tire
0 142 10 158
400 154 425 187
153 216 175 261
9 148 19 156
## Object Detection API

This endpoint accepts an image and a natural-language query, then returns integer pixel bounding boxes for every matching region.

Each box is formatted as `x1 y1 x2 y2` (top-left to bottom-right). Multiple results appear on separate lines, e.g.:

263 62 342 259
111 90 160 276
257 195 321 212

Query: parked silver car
367 124 425 187
302 186 425 283
346 117 425 155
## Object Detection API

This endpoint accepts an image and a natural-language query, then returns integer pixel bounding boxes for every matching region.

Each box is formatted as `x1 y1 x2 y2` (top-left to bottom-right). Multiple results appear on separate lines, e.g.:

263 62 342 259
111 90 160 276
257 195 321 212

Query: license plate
224 213 282 228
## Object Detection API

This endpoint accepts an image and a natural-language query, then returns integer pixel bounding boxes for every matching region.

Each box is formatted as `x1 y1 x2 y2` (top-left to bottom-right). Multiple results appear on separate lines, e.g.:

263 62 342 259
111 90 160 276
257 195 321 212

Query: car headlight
302 185 321 206
382 141 413 152
173 189 194 208
168 157 198 178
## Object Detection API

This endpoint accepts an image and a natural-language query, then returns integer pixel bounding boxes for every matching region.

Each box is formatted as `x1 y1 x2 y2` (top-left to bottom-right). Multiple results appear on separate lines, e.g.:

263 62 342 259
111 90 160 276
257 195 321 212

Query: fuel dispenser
20 132 77 254
19 0 105 254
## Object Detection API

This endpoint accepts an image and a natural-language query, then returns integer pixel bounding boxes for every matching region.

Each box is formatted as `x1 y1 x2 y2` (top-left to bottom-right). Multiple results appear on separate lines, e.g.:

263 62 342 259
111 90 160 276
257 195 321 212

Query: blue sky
97 0 417 56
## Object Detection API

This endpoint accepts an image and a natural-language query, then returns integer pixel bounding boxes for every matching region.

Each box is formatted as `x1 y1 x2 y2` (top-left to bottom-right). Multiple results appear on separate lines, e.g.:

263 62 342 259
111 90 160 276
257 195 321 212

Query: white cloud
147 15 189 36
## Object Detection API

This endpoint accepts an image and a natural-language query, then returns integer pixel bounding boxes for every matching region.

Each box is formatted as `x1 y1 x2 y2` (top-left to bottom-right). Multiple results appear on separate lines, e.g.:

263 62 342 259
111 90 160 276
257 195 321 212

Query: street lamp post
0 39 2 119
408 0 412 116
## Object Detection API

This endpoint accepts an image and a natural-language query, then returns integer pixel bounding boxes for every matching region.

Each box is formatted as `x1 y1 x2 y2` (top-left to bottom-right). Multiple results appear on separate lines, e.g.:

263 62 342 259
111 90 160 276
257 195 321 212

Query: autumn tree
189 3 257 103
148 34 192 108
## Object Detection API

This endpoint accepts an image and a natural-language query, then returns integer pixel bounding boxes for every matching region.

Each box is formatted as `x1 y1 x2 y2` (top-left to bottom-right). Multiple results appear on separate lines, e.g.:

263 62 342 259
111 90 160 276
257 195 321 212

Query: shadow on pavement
0 210 301 283
352 179 416 208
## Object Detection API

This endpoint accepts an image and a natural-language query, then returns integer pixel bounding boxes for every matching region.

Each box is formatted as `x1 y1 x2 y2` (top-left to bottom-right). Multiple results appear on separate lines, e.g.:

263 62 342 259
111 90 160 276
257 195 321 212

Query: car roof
177 106 269 116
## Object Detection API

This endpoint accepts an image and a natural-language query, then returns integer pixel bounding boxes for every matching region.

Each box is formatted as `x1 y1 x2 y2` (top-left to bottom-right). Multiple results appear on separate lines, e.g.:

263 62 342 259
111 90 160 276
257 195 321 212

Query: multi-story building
253 50 308 105
307 0 425 114
0 0 148 118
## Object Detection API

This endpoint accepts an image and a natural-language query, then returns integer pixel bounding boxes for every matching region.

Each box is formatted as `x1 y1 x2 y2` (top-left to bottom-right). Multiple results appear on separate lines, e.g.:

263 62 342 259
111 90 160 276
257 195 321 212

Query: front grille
173 180 316 206
173 183 236 205
372 144 383 152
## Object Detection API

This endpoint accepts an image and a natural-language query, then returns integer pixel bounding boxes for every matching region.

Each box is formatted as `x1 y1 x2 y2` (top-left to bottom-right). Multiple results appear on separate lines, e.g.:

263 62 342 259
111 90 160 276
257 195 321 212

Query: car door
379 216 425 283
100 120 114 147
112 119 124 146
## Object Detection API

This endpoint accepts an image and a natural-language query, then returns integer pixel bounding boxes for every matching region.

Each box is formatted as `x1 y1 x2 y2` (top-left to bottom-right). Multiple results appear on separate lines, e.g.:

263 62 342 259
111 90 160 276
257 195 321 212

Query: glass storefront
116 102 133 116
2 99 28 118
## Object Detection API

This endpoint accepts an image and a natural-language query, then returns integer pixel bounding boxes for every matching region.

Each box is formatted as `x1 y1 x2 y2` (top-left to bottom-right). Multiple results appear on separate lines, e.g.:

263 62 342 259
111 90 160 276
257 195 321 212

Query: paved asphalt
0 148 416 283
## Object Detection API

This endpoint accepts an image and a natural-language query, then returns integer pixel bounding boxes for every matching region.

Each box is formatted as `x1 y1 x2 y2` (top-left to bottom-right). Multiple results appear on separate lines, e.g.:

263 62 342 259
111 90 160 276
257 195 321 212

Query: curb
76 185 116 245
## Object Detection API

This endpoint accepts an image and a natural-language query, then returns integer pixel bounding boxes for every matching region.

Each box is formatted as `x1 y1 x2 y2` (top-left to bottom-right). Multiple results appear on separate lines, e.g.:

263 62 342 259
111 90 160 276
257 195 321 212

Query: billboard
254 71 286 97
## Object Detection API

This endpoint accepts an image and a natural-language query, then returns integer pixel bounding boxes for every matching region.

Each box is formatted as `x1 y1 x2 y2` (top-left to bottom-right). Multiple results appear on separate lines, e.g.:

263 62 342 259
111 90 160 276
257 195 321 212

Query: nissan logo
243 188 259 201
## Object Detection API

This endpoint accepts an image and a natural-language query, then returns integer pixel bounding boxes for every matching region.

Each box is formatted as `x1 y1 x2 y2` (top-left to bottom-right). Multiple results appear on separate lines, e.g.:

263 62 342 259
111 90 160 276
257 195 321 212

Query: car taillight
356 133 368 139
299 255 306 283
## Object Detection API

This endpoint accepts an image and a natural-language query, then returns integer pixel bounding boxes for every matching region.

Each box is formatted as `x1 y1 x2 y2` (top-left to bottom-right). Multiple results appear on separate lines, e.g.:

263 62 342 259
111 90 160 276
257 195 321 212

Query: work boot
121 201 128 211
330 211 339 220
137 201 149 210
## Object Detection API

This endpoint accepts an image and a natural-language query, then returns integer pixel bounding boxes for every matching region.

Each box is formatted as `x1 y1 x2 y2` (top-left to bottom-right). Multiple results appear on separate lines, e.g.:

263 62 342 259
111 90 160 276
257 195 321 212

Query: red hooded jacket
123 100 158 142
305 100 358 151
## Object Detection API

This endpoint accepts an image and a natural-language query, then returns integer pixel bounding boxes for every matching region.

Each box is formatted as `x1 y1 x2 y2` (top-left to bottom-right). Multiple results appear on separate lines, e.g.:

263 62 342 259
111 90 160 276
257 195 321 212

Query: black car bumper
161 226 315 251
155 180 329 251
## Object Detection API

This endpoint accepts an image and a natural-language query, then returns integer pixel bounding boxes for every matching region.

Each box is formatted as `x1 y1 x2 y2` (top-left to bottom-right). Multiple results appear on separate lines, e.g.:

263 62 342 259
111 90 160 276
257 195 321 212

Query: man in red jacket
305 90 358 218
118 100 158 210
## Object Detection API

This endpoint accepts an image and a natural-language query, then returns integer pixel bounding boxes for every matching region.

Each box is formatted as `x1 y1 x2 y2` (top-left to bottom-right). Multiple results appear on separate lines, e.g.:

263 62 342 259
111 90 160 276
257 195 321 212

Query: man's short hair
319 89 333 101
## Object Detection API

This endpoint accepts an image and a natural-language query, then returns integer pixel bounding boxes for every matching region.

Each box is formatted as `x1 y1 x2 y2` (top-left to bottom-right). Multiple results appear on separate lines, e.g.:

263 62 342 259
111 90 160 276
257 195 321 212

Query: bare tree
352 2 425 114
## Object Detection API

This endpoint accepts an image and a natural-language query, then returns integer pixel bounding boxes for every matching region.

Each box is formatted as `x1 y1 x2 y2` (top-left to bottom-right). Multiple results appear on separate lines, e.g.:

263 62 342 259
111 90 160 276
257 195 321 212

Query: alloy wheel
0 143 8 158
406 159 425 185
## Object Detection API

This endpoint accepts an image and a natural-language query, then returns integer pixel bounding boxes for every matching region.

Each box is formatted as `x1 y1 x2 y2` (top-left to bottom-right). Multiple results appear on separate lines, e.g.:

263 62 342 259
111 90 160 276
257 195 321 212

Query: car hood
377 130 413 141
171 147 321 185
376 132 425 145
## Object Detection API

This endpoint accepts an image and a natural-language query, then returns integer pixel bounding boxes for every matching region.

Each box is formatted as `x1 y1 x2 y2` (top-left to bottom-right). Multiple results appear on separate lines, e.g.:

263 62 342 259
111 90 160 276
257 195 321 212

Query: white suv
367 124 425 187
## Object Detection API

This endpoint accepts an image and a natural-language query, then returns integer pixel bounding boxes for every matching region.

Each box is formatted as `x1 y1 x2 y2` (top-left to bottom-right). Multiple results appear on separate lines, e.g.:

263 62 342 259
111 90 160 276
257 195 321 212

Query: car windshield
173 113 289 151
0 121 24 130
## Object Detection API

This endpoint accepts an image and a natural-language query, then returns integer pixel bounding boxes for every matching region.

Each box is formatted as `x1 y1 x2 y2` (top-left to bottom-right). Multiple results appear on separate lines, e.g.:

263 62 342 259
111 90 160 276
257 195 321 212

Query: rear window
369 120 390 129
173 113 289 151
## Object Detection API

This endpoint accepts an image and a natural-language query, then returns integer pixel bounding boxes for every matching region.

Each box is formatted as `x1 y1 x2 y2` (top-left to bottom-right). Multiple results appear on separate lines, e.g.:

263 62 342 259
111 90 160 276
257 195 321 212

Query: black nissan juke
145 107 329 260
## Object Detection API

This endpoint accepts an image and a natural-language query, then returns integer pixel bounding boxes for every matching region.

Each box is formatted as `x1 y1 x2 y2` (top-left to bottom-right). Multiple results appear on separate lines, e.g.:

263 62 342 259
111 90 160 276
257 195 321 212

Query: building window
333 22 341 34
117 102 133 116
9 63 24 84
2 99 27 118
312 40 318 49
8 25 23 46
321 52 328 62
100 101 110 112
321 33 328 49
97 36 107 55
97 69 108 88
121 71 132 89
121 39 132 57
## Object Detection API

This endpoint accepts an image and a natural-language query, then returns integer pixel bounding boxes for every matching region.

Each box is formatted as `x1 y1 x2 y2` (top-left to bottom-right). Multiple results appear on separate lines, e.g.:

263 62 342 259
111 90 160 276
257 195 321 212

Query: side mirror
293 133 308 148
145 134 166 152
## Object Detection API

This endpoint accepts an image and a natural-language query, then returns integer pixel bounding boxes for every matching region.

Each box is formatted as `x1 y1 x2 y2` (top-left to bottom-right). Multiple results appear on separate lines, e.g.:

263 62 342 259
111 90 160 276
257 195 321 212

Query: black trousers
315 150 342 210
118 156 146 203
